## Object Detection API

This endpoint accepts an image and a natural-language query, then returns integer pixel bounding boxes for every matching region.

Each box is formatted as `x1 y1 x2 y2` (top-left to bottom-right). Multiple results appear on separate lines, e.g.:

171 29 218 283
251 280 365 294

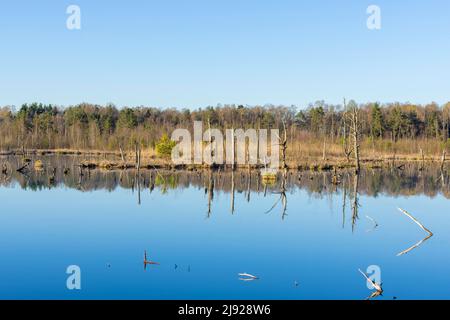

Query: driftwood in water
397 208 433 256
238 273 259 281
398 208 433 235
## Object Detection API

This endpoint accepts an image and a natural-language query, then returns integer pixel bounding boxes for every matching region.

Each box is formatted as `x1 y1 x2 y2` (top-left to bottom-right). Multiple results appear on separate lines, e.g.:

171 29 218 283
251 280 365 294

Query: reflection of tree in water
2 155 449 202
265 169 288 220
230 170 235 214
206 171 214 218
351 173 360 232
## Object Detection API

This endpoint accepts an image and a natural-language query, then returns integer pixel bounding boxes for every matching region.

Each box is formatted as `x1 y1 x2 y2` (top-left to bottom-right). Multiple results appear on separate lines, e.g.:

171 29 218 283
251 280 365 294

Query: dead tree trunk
135 143 138 169
119 144 125 163
342 99 352 163
349 104 361 174
231 127 235 171
322 137 326 161
278 120 288 169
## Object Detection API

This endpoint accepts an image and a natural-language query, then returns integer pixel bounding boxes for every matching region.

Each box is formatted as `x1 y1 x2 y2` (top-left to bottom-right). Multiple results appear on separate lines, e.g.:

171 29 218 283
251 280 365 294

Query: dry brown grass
9 137 449 171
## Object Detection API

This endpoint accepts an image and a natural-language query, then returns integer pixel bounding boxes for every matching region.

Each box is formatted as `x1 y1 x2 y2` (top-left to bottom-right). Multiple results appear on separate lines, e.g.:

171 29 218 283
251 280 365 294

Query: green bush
155 134 176 157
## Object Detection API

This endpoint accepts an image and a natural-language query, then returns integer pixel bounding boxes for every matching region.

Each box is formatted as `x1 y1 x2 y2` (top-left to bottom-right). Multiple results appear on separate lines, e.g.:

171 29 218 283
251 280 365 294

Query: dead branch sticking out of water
398 208 433 235
397 208 433 256
358 269 383 300
143 250 160 270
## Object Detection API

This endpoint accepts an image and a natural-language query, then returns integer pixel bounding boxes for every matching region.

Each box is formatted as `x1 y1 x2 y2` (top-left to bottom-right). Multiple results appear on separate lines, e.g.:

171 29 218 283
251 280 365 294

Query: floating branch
238 273 259 281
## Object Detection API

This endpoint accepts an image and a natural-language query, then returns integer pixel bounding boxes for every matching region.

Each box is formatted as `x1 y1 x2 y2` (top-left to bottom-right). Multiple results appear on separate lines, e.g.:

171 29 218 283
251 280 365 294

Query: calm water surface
0 155 449 299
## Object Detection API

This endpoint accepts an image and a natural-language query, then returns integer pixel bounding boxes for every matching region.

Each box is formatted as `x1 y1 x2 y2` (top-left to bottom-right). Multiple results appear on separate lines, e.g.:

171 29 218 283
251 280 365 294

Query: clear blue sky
0 0 449 109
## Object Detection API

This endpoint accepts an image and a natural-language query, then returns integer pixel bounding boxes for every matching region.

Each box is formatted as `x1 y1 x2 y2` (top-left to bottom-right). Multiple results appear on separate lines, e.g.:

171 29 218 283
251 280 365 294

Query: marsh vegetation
0 101 449 169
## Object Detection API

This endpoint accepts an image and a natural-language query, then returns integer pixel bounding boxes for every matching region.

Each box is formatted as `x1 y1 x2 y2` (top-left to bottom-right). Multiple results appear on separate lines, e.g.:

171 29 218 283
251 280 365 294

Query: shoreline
0 148 447 172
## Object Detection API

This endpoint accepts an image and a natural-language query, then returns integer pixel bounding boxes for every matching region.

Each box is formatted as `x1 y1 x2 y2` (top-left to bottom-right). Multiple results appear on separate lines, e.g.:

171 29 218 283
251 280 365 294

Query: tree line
0 101 449 153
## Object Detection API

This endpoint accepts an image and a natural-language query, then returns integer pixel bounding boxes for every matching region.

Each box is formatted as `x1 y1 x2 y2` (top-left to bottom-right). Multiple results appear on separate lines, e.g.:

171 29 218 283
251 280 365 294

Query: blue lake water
0 159 449 300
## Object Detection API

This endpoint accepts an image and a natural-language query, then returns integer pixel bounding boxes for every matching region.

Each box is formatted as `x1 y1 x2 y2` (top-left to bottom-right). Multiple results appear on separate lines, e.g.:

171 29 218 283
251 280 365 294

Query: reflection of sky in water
1 180 450 300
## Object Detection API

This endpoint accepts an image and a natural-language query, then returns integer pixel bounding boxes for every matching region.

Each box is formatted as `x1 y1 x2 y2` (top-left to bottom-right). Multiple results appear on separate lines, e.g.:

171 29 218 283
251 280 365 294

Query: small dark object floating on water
143 250 160 268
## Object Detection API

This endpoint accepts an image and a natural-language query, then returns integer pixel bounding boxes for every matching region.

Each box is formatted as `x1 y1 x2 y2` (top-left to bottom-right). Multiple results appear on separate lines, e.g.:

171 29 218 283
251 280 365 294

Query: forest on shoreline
1 100 449 164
